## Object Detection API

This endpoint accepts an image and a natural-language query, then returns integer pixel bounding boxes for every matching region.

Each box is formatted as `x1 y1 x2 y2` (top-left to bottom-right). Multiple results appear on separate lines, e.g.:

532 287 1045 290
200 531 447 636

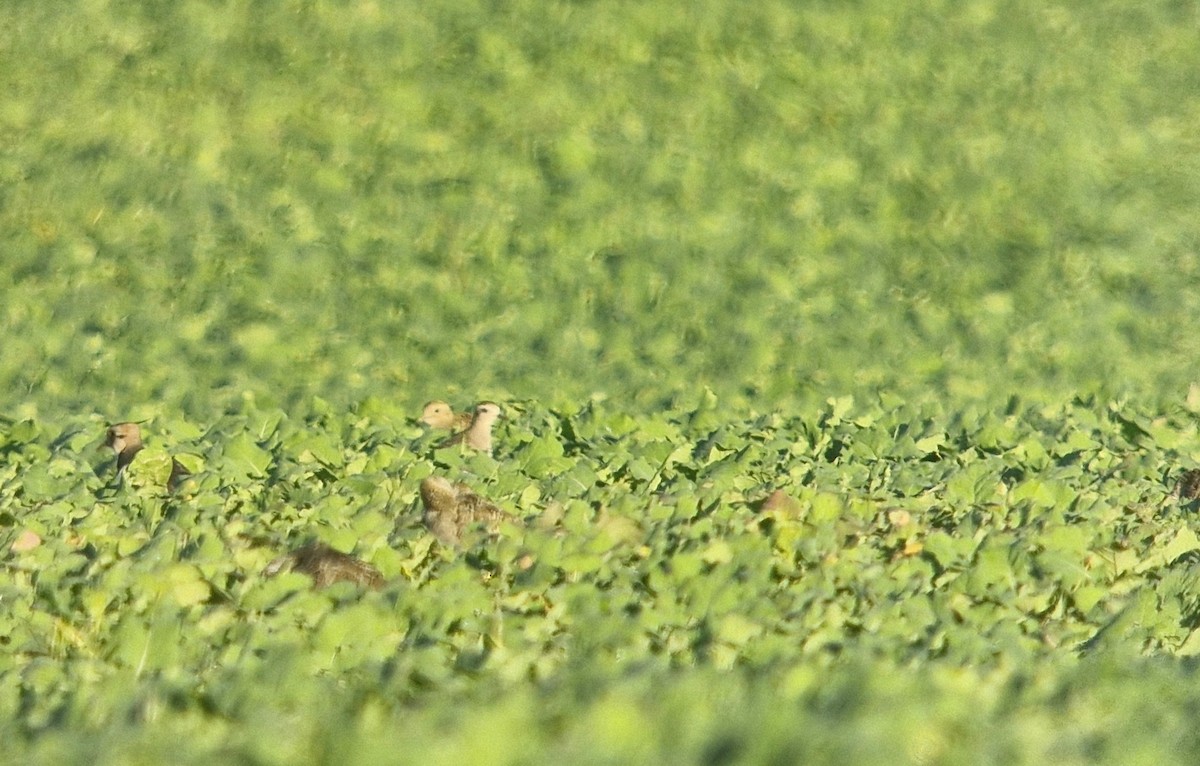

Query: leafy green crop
4 394 1200 763
3 0 1200 763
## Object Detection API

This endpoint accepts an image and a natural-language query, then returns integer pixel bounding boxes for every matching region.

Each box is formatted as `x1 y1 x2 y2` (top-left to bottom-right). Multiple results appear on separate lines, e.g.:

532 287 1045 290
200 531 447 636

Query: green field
4 0 1200 763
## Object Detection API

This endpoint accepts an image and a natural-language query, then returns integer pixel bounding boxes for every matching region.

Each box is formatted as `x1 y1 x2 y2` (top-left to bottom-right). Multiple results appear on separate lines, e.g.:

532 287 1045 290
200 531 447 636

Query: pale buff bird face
420 400 456 429
105 423 142 454
470 402 502 428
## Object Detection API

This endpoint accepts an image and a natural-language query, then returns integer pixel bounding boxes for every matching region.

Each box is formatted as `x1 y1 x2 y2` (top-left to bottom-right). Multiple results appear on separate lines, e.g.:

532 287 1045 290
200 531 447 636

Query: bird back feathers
419 475 516 544
265 542 385 589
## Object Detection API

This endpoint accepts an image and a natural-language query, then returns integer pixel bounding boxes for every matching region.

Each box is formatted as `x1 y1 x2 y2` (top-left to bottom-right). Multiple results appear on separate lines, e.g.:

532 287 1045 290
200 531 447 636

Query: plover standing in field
1176 468 1200 501
105 422 144 482
420 400 473 431
264 541 385 590
419 475 516 545
435 401 502 456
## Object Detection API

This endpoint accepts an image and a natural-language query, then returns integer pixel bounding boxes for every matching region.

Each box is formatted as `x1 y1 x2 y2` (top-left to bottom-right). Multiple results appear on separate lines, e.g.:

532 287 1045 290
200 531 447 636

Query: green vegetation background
4 0 1200 763
5 0 1199 419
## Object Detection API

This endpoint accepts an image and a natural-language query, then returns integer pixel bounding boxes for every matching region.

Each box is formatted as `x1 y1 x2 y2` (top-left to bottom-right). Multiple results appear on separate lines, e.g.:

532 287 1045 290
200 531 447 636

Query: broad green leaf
922 531 977 570
808 492 843 523
291 432 344 466
700 540 734 566
223 433 273 478
1136 527 1200 574
163 565 212 608
716 614 762 647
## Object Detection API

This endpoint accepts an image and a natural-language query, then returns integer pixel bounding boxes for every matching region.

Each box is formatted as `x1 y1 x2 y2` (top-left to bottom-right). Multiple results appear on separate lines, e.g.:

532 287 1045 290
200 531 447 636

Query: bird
105 422 144 482
420 400 473 431
435 401 502 455
263 541 385 590
419 475 516 545
1177 468 1200 501
167 457 192 493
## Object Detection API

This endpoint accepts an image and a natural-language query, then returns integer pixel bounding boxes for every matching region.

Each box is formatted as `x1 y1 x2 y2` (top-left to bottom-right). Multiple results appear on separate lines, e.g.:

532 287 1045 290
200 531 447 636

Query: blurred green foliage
2 0 1199 420
4 0 1200 762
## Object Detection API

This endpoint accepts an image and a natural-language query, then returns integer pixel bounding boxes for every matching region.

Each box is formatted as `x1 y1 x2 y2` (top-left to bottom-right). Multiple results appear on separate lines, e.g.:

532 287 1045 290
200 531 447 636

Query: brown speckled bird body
264 542 385 589
1178 469 1200 500
419 475 514 544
